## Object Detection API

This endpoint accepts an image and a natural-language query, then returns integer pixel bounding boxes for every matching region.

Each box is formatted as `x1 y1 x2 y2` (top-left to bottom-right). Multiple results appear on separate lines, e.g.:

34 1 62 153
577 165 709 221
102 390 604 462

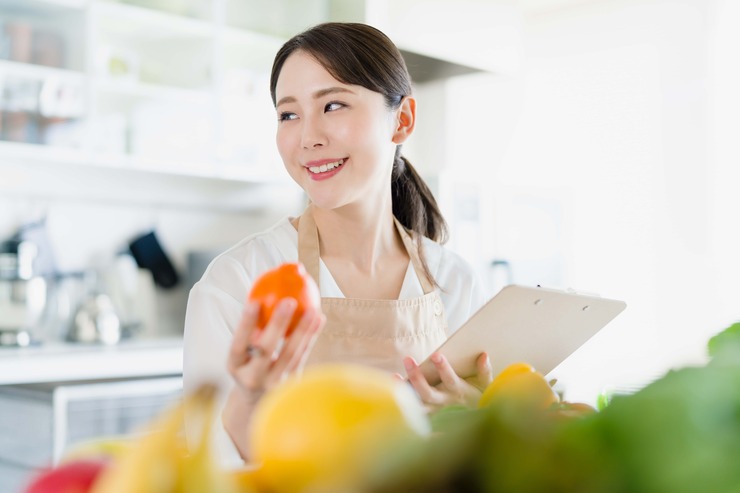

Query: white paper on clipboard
419 284 627 385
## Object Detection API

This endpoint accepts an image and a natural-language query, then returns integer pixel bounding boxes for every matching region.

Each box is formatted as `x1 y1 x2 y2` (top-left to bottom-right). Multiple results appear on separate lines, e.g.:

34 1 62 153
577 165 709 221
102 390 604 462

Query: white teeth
308 160 343 174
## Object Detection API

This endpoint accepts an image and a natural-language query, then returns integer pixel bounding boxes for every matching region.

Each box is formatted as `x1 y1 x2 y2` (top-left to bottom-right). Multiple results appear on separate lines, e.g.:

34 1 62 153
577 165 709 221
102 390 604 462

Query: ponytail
392 151 448 287
391 151 448 243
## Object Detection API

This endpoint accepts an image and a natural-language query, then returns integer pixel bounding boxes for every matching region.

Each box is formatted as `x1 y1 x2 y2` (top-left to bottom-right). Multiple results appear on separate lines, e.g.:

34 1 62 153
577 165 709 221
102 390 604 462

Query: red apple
23 459 108 493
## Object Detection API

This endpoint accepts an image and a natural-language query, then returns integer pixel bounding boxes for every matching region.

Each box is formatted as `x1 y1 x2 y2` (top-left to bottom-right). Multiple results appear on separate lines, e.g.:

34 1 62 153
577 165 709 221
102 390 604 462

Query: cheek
276 128 293 161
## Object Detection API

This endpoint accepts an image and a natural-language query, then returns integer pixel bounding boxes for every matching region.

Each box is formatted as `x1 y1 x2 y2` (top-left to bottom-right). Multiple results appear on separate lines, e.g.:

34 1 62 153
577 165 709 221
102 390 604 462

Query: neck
310 202 404 272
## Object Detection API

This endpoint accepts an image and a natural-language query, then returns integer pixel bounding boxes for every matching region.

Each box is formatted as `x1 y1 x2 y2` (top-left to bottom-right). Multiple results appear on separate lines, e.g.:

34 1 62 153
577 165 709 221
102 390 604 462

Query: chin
305 194 349 212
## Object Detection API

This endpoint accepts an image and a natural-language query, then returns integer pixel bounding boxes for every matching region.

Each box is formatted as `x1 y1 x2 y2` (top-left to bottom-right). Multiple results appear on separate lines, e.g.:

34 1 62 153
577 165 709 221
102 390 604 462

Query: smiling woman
183 22 490 466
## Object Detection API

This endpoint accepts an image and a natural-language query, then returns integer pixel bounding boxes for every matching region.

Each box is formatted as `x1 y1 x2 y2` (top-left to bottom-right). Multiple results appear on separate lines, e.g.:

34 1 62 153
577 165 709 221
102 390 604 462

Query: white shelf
0 0 85 15
0 59 85 82
0 140 299 212
0 139 285 183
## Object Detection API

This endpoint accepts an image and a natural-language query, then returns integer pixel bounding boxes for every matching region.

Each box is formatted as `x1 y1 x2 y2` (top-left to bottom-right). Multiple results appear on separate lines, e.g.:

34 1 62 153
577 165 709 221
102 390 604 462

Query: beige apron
298 208 448 375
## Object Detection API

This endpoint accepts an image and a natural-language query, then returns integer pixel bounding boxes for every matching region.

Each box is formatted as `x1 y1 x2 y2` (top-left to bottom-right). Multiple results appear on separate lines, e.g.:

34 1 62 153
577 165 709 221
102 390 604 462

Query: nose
300 114 327 149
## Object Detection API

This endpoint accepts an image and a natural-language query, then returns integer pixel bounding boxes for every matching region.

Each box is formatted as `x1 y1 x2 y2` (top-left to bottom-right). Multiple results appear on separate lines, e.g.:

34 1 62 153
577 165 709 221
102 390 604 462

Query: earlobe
392 97 416 144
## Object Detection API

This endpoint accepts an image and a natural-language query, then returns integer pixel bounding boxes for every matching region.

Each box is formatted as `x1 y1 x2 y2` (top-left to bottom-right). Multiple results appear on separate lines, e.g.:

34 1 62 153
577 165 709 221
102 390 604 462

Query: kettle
68 293 121 345
66 271 121 345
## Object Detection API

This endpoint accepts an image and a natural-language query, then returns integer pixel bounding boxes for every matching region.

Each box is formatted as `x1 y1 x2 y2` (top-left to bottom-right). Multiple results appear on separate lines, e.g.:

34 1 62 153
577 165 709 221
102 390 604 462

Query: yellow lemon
250 363 430 493
479 362 559 410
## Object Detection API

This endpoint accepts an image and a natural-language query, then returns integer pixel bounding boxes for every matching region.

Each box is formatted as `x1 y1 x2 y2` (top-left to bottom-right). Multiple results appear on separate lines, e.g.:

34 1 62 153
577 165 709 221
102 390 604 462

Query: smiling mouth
307 159 345 174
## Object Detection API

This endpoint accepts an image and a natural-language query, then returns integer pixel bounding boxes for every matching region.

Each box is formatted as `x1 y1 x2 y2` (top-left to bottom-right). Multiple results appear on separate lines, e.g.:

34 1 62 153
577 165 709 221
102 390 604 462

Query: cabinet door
0 0 86 147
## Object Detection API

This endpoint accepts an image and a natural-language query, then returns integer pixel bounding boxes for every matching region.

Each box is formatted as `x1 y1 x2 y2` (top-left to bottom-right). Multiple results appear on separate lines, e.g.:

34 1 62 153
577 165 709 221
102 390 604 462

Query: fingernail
278 297 297 313
431 352 443 364
403 357 415 372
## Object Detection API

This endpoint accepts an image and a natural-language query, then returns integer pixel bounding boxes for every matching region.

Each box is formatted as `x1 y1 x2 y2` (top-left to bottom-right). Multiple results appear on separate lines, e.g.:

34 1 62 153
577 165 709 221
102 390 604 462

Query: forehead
275 51 346 97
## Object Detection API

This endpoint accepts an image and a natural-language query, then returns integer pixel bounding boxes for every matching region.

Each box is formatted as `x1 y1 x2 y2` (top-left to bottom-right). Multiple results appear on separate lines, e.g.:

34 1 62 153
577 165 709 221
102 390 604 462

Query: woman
183 22 491 464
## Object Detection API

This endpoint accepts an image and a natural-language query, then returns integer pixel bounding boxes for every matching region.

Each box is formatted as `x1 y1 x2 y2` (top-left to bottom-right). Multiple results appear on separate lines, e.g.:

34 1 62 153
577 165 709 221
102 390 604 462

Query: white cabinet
0 0 292 187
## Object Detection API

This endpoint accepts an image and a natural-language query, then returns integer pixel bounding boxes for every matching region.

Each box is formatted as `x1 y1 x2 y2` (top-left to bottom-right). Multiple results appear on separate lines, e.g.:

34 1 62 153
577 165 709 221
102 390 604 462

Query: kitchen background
1 0 739 490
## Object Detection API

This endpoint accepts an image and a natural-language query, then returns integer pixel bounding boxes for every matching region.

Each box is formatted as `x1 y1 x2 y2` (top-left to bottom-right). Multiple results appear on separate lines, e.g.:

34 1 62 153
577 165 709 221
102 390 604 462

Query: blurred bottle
0 240 47 346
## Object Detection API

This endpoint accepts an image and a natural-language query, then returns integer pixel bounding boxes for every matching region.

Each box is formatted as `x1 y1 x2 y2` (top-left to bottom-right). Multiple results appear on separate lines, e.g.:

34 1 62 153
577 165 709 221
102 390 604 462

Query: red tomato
24 459 108 493
248 262 320 336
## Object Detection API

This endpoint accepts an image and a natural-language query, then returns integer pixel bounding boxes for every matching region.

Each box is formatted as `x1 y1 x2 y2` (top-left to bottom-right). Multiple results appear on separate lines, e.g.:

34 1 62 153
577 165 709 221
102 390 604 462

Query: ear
392 96 416 144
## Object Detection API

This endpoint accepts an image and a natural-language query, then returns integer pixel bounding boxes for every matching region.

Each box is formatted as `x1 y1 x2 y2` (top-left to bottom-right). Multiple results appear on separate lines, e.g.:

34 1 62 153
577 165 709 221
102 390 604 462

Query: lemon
479 362 559 410
250 363 430 493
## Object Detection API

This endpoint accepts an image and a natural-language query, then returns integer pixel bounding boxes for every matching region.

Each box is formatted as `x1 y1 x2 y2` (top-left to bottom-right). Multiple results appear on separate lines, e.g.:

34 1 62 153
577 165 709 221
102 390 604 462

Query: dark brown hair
270 23 449 248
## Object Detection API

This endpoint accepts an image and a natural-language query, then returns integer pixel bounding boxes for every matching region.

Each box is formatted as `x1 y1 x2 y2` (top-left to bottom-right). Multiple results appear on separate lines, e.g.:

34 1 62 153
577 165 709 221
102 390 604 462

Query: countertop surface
0 337 183 385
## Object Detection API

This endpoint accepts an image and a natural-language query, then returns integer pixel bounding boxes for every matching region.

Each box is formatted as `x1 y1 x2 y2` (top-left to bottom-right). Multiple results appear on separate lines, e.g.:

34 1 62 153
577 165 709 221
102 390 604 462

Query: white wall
436 0 740 402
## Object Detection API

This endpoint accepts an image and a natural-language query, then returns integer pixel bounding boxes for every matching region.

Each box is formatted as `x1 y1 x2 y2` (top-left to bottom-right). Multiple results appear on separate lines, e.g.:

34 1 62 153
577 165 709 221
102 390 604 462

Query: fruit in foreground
89 384 237 493
23 459 108 493
250 363 431 493
552 401 597 420
479 362 559 410
248 262 320 336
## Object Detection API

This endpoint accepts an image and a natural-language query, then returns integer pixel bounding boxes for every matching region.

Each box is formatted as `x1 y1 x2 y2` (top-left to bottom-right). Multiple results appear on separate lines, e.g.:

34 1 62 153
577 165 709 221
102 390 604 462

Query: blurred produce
249 363 431 493
23 384 242 493
478 361 559 411
89 384 239 493
23 459 108 493
22 322 740 492
369 322 740 493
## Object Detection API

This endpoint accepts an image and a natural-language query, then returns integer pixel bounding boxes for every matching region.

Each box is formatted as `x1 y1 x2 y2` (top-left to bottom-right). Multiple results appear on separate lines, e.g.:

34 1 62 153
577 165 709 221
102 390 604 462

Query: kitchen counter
0 337 183 385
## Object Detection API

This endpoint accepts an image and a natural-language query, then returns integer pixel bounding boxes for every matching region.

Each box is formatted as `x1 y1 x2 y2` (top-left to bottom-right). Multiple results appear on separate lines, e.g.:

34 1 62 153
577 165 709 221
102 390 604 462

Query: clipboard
419 284 627 385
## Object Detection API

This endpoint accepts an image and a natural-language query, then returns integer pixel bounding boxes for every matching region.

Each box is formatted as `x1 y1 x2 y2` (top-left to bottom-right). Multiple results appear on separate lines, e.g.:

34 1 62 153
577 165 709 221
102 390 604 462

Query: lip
304 158 346 168
304 158 347 182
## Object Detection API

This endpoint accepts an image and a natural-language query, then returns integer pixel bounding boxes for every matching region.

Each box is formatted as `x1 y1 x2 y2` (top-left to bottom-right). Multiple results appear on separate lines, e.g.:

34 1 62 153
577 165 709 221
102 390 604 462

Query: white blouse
182 216 487 465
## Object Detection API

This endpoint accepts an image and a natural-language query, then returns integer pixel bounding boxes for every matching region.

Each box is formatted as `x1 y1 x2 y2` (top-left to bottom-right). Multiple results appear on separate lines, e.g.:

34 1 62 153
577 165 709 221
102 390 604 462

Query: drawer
0 376 182 468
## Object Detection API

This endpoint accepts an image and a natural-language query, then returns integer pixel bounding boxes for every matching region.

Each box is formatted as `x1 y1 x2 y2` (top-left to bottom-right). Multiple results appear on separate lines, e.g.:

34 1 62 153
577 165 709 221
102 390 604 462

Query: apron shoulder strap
297 208 321 286
392 218 436 294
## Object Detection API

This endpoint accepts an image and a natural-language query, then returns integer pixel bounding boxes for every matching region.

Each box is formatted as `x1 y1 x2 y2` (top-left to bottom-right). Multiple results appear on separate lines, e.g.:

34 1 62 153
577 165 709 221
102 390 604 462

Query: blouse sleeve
435 246 490 335
182 222 297 467
182 255 252 467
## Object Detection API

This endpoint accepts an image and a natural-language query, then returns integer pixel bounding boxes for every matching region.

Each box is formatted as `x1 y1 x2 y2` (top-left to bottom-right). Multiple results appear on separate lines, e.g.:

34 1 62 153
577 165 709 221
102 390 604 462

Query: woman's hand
223 298 325 460
403 352 492 411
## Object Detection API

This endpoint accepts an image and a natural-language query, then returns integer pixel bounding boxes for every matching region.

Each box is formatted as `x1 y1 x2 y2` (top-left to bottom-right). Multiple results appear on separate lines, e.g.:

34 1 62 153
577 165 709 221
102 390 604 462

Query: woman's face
274 51 401 211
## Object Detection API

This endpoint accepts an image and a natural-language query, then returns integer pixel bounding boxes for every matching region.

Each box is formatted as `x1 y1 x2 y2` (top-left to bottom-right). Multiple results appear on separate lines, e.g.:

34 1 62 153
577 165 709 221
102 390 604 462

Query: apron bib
298 208 448 375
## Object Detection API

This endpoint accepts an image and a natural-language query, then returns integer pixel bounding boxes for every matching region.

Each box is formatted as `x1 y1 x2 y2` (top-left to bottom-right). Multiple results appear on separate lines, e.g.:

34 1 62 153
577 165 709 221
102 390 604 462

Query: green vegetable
369 322 740 493
708 322 740 363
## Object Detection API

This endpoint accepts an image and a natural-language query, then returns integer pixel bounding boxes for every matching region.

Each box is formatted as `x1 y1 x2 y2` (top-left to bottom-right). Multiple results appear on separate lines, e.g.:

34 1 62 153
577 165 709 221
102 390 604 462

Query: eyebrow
276 87 355 108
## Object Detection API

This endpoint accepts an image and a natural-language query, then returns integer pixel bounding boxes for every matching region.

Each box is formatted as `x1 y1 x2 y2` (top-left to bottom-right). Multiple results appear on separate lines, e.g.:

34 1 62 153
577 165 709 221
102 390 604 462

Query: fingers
404 356 442 406
229 297 325 400
248 298 297 374
292 311 325 369
430 352 459 390
475 352 493 389
227 302 259 375
404 352 493 410
271 307 324 376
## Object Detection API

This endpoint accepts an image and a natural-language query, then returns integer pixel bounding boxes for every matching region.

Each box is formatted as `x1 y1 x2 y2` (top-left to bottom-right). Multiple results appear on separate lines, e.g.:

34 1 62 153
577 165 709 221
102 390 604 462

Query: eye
325 101 345 112
278 111 298 122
